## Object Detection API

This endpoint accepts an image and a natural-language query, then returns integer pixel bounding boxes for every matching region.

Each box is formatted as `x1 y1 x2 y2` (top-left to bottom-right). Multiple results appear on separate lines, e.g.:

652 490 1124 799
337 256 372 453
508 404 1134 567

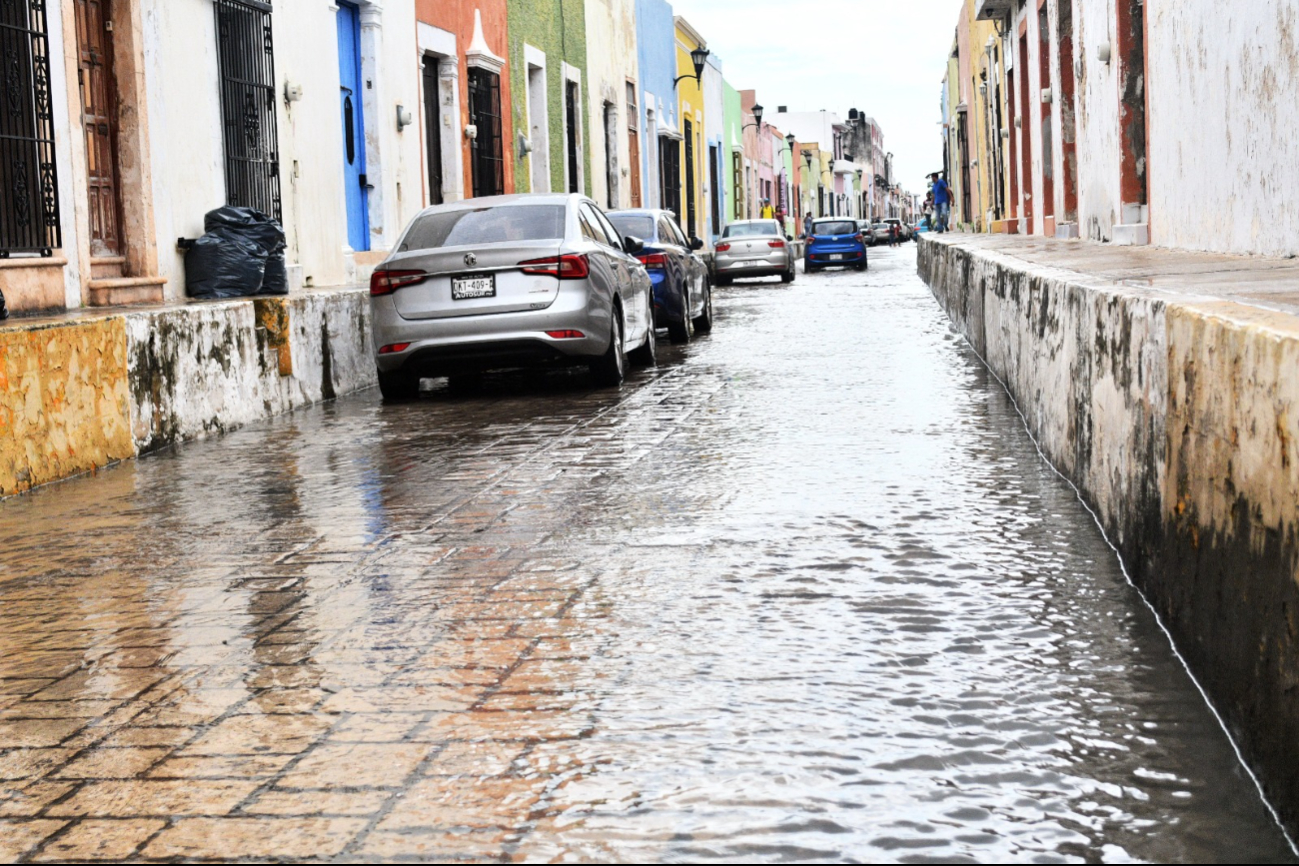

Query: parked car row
369 194 714 402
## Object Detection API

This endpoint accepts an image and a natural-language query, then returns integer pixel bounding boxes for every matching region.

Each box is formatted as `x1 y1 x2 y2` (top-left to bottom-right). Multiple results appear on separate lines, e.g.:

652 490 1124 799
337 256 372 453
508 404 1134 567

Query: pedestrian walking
804 211 814 238
931 173 952 233
889 223 898 247
761 199 774 220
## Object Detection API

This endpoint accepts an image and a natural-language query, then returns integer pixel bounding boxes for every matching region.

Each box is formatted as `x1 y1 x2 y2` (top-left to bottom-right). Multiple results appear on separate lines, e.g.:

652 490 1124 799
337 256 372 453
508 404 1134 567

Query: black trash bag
185 206 288 299
184 231 268 299
0 287 8 321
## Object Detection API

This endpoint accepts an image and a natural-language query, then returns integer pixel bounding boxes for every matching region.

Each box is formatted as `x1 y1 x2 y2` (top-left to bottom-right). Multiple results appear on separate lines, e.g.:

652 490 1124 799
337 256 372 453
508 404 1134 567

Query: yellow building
674 17 707 240
948 0 1010 232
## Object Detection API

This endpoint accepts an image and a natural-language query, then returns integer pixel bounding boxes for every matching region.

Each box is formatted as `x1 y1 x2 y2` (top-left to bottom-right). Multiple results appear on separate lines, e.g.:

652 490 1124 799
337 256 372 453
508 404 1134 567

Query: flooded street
0 245 1291 863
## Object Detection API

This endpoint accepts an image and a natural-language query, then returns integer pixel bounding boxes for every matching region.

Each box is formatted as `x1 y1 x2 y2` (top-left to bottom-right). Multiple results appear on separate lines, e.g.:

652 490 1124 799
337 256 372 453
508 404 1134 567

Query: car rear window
399 205 566 251
607 214 655 241
814 221 857 236
722 222 779 238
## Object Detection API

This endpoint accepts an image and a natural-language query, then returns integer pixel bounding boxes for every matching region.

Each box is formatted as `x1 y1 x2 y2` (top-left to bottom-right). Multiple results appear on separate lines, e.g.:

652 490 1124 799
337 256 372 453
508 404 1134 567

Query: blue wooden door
337 3 369 252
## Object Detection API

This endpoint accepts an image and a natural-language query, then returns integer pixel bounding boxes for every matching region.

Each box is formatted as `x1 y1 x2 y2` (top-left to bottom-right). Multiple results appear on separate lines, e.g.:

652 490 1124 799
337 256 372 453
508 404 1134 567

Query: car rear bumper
806 248 867 266
715 252 791 277
371 285 611 375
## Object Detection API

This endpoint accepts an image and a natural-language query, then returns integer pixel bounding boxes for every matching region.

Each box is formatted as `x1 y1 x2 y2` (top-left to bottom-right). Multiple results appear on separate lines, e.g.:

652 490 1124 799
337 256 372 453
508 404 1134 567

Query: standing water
0 245 1289 863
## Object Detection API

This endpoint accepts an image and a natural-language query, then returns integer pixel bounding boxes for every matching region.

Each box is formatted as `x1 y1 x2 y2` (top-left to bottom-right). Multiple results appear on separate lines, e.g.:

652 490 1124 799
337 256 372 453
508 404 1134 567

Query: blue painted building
634 0 678 210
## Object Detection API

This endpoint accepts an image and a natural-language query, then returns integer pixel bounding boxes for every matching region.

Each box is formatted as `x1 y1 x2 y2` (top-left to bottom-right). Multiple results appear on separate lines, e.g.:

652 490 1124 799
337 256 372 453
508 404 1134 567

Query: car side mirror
623 235 644 255
690 237 704 252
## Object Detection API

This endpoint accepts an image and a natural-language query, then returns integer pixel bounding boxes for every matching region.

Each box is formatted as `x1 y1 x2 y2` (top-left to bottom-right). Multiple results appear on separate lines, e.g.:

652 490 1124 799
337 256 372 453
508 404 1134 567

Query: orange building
415 1 516 202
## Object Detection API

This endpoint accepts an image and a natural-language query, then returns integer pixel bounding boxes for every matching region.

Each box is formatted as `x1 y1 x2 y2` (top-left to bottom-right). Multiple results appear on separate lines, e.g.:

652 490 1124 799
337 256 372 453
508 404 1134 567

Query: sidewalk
929 231 1299 320
919 231 1299 833
0 287 375 498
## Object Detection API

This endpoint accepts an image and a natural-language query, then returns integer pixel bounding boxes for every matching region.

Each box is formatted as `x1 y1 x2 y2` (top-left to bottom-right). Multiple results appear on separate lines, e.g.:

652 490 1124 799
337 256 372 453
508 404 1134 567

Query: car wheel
589 304 626 387
629 293 657 367
716 275 732 287
668 291 693 344
694 281 714 333
781 263 795 283
378 368 420 403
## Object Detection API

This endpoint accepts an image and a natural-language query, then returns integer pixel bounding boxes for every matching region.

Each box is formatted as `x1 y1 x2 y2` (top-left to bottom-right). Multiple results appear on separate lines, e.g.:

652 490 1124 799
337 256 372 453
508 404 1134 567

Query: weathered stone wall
920 234 1299 835
0 288 374 496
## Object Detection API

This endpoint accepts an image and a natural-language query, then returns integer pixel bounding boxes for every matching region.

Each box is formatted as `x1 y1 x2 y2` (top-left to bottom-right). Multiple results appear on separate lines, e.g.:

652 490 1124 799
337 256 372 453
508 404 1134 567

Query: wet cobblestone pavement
0 246 1293 862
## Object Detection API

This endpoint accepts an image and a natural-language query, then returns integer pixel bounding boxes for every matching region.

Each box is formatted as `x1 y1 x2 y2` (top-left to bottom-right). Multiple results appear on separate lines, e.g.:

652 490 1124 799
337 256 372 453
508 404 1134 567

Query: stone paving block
276 742 432 789
377 776 547 832
416 711 593 743
0 720 84 749
245 789 393 817
327 713 427 743
0 782 76 817
180 715 331 756
356 827 510 860
93 727 193 749
148 754 295 780
142 817 368 860
318 686 479 715
53 747 170 780
0 748 75 780
47 780 259 818
29 818 165 862
0 819 68 861
421 741 527 778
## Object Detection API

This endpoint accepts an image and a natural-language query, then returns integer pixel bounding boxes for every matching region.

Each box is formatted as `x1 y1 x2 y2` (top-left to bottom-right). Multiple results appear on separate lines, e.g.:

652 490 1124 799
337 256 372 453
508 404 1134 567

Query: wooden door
628 130 641 207
75 0 122 257
423 58 443 206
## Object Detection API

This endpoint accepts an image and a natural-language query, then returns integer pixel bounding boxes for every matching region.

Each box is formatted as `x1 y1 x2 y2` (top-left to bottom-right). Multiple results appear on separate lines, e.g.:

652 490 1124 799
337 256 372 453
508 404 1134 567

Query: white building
585 0 640 211
1 0 425 314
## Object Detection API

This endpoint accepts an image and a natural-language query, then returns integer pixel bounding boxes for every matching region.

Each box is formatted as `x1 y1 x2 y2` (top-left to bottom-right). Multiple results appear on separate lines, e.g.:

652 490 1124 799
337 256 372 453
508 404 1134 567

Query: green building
507 0 592 196
722 82 744 222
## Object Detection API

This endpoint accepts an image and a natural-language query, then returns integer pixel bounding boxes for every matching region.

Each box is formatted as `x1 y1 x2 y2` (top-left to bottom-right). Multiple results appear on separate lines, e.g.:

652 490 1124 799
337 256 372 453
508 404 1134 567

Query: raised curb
0 288 375 497
919 233 1299 837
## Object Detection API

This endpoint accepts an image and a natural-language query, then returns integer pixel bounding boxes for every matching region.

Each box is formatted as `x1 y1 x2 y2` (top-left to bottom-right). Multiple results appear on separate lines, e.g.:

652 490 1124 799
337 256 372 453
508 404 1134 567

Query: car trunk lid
386 241 562 320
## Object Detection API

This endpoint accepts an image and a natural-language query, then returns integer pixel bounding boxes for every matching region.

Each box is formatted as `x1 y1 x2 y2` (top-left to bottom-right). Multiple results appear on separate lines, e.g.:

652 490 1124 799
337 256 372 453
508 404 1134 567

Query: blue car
607 208 713 344
804 218 868 273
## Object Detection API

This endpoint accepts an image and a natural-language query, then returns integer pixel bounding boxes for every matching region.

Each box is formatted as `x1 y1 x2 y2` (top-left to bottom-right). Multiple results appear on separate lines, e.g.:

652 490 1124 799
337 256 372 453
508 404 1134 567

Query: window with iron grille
0 0 61 256
214 0 281 220
468 67 503 198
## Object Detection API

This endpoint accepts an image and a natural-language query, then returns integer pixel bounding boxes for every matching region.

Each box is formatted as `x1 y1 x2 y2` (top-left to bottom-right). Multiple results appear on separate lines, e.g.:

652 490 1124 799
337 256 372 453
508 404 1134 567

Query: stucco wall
143 0 423 299
634 0 677 210
507 0 592 196
1070 0 1121 240
919 233 1299 837
0 290 374 498
584 0 639 210
1146 0 1299 256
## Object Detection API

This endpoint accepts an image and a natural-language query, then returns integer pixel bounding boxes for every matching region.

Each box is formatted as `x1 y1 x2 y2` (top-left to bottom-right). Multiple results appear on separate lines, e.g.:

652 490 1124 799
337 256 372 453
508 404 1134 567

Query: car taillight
638 252 668 268
854 234 865 243
545 330 585 339
715 243 732 252
519 254 590 279
378 343 411 355
370 270 428 296
768 240 786 248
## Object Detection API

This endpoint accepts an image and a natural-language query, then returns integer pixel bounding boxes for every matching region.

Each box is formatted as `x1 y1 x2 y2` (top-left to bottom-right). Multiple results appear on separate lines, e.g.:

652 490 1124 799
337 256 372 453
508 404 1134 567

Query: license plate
829 254 844 261
452 275 495 300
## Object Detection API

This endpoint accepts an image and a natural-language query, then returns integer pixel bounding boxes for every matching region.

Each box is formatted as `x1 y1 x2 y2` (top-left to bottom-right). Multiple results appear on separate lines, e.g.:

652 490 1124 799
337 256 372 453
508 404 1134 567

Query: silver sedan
713 219 796 285
369 194 656 401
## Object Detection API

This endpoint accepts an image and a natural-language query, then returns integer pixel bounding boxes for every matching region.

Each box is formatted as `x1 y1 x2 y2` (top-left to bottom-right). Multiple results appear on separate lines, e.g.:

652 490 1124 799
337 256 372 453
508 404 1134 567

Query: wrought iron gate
0 0 61 257
214 0 281 220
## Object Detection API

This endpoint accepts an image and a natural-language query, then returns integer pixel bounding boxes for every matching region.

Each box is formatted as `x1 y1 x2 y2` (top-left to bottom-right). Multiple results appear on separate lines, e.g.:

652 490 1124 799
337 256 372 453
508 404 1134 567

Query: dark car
805 218 868 272
607 209 713 344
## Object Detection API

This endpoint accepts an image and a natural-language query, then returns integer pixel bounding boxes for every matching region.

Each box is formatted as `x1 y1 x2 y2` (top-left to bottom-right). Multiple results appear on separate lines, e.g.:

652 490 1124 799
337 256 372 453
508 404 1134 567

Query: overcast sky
670 0 964 193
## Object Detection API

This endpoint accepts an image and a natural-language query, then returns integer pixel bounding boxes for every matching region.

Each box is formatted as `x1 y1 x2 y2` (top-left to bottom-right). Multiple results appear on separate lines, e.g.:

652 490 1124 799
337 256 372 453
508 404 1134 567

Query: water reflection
0 247 1288 862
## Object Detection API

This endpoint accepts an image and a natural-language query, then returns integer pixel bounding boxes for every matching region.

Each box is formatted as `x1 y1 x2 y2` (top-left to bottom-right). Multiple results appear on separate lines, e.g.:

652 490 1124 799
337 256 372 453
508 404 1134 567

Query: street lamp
741 103 764 131
672 46 711 89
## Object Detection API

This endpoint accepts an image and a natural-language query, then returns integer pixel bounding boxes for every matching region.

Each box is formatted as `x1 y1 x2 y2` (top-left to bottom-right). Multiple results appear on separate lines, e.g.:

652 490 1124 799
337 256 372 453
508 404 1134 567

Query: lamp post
672 46 711 89
741 103 764 131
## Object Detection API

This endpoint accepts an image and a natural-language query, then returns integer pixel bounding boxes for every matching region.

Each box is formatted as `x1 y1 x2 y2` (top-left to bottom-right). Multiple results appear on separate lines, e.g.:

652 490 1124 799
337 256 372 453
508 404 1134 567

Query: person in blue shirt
931 173 952 233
